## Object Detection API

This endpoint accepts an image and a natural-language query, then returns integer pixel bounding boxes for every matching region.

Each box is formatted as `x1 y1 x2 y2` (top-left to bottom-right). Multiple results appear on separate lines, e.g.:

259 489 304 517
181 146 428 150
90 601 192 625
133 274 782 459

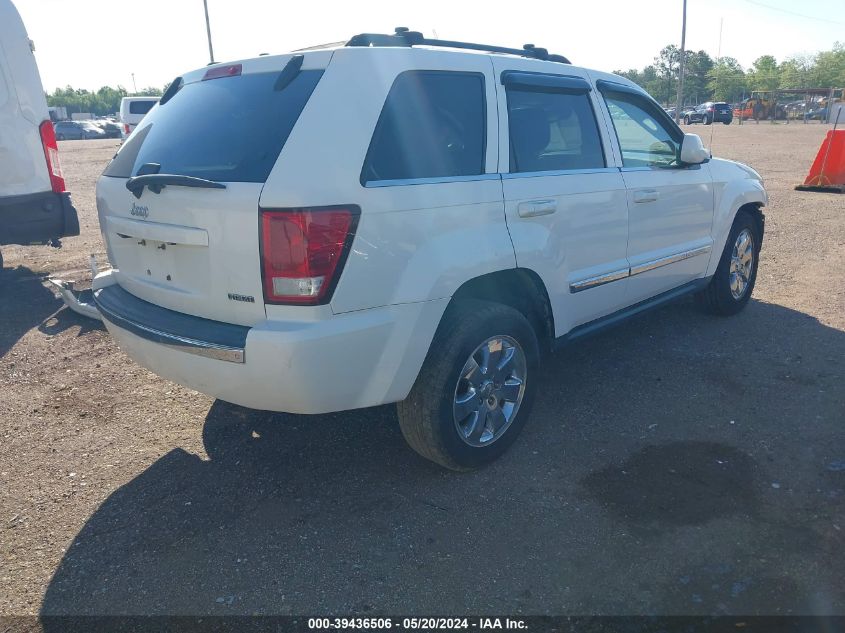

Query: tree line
614 42 845 106
46 85 164 117
45 43 845 115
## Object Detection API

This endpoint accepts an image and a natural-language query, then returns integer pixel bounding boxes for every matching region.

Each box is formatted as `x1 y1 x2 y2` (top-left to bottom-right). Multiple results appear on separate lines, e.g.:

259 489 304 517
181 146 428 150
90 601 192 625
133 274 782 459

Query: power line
741 0 845 27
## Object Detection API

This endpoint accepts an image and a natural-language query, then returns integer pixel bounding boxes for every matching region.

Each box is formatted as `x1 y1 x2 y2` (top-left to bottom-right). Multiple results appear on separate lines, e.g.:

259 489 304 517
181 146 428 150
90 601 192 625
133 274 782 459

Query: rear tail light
260 206 360 305
38 120 65 193
123 123 131 135
708 107 714 112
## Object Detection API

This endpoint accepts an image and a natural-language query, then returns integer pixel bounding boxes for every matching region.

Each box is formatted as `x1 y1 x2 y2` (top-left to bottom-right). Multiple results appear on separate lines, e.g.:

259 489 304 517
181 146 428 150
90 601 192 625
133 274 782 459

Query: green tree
654 44 681 104
708 57 747 102
683 50 715 106
46 83 166 117
748 55 780 91
611 65 662 101
810 42 845 87
135 86 163 97
779 55 813 88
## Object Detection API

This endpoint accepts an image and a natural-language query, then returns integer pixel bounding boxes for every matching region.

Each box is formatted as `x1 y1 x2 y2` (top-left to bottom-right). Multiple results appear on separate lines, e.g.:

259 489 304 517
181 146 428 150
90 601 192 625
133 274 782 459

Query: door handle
633 189 659 203
517 199 557 218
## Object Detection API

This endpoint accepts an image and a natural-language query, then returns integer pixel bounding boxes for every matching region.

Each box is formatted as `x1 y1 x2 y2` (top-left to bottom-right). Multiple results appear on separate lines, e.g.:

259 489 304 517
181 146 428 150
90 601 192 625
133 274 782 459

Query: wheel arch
446 268 555 352
706 181 766 278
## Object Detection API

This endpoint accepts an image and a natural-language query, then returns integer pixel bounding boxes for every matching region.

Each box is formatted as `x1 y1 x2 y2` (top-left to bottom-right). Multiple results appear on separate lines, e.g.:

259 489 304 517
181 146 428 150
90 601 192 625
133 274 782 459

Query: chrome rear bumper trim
94 286 247 363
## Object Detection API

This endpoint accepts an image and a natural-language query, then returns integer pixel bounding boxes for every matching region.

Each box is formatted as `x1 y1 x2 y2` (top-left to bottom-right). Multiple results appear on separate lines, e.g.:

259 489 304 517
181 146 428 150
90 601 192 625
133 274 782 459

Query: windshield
104 69 323 182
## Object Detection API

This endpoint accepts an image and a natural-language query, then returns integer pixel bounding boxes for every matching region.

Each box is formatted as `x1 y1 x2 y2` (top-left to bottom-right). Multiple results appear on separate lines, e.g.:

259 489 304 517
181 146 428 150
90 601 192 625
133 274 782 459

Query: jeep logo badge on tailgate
130 202 149 218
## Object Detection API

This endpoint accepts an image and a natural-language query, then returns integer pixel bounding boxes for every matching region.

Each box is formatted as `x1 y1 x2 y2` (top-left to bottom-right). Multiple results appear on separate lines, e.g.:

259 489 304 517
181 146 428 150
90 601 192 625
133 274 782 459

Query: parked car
683 101 733 125
97 120 123 139
92 29 767 470
0 0 79 267
119 96 158 136
53 120 107 140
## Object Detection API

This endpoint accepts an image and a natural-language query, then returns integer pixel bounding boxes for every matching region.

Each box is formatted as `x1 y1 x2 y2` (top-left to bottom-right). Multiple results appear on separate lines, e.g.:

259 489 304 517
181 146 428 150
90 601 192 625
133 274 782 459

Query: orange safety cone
796 127 845 194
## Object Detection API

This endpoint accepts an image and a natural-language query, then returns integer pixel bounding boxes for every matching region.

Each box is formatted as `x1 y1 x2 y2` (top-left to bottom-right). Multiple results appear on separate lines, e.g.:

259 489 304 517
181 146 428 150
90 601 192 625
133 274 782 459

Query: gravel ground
1 123 844 617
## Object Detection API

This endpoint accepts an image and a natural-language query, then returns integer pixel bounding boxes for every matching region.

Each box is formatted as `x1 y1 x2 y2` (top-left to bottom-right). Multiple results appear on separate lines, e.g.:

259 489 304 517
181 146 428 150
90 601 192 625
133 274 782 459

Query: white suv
93 30 766 470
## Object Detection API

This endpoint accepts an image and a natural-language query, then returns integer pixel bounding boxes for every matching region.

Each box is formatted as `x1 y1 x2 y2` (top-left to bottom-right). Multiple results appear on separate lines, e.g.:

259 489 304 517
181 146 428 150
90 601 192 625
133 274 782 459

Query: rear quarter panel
259 47 516 315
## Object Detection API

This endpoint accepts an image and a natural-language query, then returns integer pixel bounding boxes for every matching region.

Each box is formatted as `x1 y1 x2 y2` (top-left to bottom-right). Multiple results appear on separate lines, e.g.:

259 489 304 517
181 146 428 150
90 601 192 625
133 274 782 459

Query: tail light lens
39 120 65 193
203 64 242 81
708 107 714 112
260 206 360 305
123 123 131 135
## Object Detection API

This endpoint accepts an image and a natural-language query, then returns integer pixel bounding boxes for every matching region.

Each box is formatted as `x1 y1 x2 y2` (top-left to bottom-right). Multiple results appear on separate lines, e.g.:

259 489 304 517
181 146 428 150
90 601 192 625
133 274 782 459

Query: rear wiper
126 174 227 199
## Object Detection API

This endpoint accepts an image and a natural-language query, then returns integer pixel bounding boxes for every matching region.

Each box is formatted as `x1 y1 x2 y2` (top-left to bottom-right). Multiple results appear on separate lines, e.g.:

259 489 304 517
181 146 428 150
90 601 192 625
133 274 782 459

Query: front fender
706 174 767 277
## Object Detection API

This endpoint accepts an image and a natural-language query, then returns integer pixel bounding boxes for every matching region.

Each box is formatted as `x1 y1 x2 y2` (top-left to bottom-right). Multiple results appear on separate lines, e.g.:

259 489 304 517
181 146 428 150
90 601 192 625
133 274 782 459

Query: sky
13 0 845 93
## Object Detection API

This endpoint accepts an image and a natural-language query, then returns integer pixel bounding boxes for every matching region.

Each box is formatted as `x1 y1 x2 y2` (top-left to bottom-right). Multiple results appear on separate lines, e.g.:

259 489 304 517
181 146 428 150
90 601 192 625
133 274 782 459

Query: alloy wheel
729 228 754 299
452 336 527 447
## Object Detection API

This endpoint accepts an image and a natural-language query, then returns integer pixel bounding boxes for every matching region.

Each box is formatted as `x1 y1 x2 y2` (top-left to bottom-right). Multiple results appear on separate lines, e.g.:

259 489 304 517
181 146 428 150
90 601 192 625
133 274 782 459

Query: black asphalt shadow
581 441 760 527
0 265 62 357
40 298 845 617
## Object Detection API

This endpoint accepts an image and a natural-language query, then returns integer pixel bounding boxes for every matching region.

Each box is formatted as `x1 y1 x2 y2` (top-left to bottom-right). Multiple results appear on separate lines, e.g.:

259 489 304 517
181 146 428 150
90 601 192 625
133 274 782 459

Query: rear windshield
128 100 156 115
104 69 323 182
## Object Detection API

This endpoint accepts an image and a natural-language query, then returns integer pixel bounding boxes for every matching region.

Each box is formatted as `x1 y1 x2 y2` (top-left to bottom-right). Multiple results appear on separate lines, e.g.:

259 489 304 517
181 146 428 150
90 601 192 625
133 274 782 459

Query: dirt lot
1 124 844 617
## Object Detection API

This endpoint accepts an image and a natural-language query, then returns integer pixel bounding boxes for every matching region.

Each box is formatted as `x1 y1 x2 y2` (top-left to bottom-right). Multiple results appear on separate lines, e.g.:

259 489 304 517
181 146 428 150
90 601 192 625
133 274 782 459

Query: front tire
696 209 761 316
397 299 540 471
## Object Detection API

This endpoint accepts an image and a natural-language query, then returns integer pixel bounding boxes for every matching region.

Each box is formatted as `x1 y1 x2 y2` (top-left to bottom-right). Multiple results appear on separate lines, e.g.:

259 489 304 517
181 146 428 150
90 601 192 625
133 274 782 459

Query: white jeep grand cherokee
93 30 766 470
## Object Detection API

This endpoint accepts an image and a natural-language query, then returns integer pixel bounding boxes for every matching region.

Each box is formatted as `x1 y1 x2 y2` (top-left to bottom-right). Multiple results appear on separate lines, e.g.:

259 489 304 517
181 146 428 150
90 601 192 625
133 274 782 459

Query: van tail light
38 120 65 193
260 206 360 305
708 106 714 112
124 123 131 135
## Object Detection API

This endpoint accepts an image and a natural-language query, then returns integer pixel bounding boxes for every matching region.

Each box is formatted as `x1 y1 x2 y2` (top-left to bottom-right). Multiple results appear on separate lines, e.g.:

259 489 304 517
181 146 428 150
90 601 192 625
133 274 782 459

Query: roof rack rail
346 27 571 65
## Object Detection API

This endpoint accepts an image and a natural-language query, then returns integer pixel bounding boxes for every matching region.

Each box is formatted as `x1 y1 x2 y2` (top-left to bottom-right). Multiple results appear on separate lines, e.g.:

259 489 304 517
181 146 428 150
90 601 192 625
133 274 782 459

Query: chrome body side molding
569 245 712 293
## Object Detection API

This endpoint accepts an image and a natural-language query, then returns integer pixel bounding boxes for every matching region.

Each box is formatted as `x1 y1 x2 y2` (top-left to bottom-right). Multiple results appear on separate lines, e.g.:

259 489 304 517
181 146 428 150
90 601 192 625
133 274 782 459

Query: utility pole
674 0 687 123
131 72 137 93
203 0 215 64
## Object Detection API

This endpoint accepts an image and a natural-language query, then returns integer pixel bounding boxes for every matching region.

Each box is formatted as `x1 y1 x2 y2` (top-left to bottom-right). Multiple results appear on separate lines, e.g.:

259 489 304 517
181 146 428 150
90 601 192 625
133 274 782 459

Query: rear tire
56 133 64 140
683 116 690 125
704 115 712 125
397 299 540 471
723 120 731 125
696 209 761 316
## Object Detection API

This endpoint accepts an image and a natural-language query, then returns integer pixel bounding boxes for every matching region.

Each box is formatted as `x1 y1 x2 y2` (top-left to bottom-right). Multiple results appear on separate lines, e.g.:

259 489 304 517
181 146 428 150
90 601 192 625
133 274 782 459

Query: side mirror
680 133 710 165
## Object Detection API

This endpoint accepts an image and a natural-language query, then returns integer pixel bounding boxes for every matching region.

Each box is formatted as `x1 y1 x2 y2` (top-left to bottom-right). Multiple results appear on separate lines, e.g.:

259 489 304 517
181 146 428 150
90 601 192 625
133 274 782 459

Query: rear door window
104 69 323 182
361 71 485 184
507 89 605 173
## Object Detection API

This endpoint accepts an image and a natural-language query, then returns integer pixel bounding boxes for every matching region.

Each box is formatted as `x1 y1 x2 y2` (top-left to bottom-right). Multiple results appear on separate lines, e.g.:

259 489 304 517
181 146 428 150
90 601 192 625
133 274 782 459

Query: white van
0 0 79 267
119 97 159 136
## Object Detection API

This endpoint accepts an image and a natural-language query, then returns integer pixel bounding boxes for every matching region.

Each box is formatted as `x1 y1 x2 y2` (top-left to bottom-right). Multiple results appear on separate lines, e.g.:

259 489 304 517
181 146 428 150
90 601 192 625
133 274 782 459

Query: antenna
709 17 724 152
